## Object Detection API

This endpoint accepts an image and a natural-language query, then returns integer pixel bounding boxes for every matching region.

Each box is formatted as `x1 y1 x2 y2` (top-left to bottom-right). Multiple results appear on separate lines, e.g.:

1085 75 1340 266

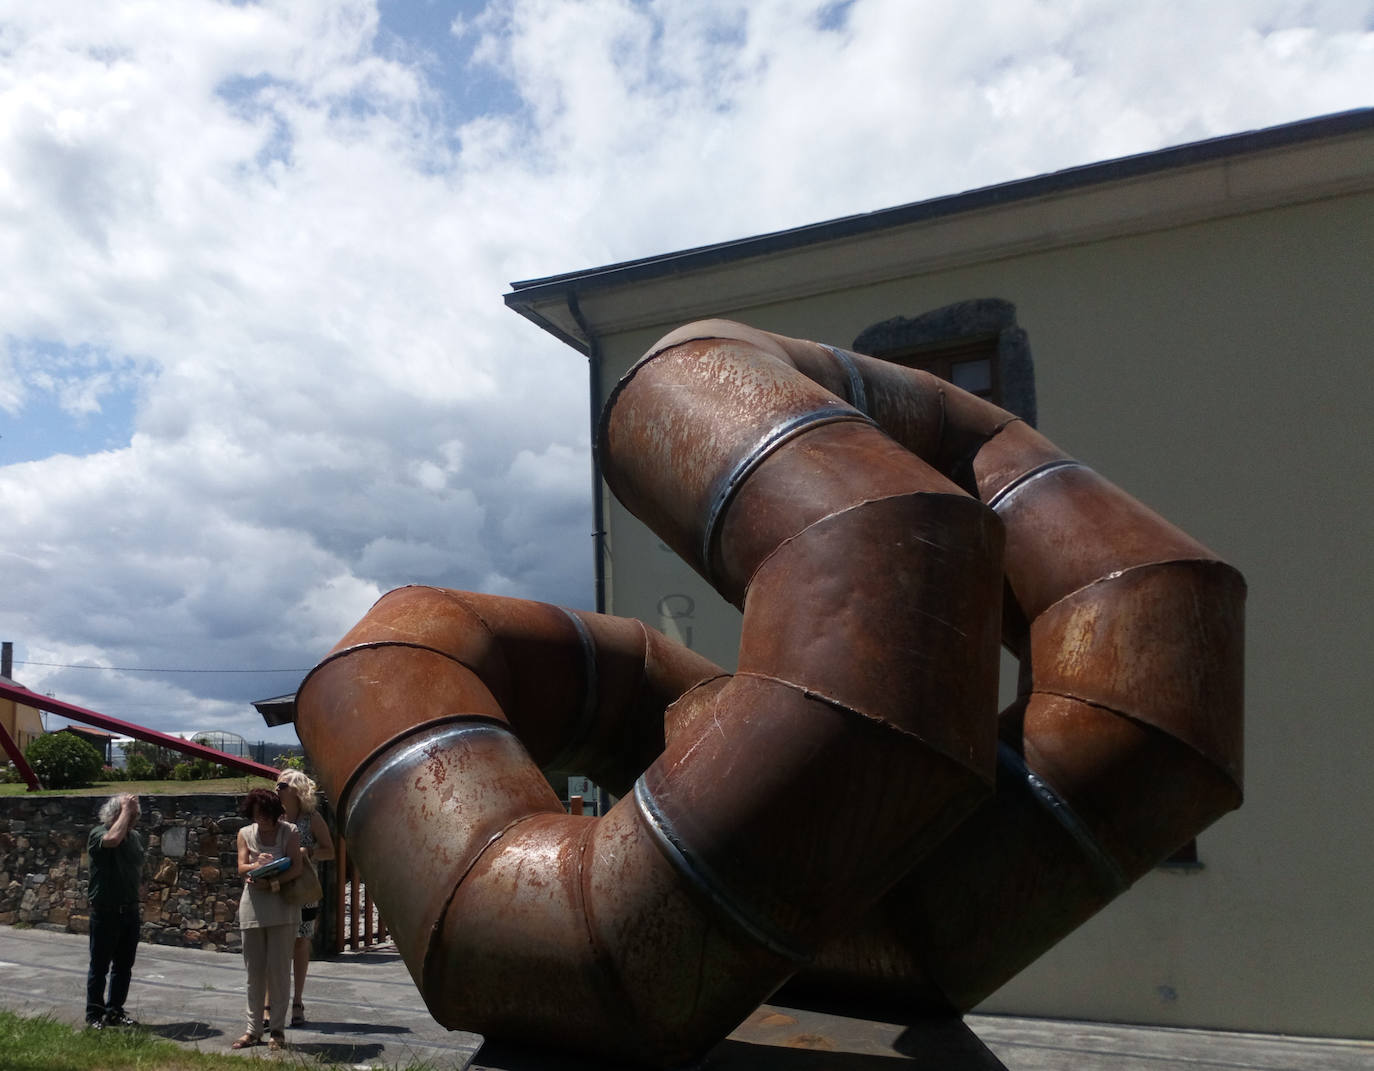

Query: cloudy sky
0 0 1369 748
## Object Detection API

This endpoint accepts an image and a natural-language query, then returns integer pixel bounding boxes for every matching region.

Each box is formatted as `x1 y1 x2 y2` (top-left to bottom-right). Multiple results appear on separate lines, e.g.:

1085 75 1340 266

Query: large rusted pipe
297 342 1006 1063
297 318 1241 1061
655 321 1245 1015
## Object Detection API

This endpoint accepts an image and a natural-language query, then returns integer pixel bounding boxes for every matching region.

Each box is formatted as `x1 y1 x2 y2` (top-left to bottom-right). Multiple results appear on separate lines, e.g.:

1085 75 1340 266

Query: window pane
950 357 992 394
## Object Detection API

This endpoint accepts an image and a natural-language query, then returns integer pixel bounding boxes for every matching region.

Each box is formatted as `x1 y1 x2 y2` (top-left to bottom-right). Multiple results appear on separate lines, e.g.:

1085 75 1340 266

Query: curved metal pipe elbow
656 320 1247 1012
299 326 1007 1063
299 318 1242 1060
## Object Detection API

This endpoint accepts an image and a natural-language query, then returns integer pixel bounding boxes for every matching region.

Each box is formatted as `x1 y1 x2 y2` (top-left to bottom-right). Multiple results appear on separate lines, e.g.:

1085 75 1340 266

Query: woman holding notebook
233 786 302 1051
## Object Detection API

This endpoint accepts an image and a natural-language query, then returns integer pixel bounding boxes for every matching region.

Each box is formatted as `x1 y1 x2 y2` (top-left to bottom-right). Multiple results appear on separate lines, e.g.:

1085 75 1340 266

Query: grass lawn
0 778 270 798
0 1009 263 1070
0 1010 440 1069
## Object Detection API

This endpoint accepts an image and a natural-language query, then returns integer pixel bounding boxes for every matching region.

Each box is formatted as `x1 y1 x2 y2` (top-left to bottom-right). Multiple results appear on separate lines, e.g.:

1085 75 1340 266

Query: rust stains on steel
295 320 1244 1067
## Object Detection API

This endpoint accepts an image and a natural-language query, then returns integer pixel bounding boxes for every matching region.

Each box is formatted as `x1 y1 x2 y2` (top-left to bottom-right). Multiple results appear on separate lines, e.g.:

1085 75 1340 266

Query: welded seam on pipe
632 779 813 963
332 712 511 817
542 608 601 773
298 639 482 698
1031 684 1240 785
597 333 733 448
620 333 720 386
996 742 1129 893
986 459 1085 512
701 408 876 576
420 806 586 1013
344 718 562 947
735 669 953 750
821 345 869 415
342 720 518 830
1038 557 1238 603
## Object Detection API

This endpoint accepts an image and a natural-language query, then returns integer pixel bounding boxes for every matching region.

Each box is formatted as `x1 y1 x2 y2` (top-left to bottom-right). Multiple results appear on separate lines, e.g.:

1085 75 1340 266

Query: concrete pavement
0 925 1370 1070
0 925 481 1067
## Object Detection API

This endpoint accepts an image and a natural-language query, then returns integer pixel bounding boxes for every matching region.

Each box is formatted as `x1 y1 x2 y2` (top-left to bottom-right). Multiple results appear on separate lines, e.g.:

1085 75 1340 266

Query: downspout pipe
566 291 608 614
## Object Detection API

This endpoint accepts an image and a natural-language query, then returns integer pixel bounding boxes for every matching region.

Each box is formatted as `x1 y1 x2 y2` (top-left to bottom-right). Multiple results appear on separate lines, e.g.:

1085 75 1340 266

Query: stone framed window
852 298 1037 426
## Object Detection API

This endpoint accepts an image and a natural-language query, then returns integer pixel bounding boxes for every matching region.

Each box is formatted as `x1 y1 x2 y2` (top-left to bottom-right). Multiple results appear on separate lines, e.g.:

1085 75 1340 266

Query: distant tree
123 752 155 780
122 741 179 779
191 758 227 780
26 733 103 790
171 762 193 781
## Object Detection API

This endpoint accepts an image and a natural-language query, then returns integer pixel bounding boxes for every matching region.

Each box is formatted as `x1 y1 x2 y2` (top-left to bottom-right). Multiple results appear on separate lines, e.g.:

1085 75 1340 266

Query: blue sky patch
1 340 142 463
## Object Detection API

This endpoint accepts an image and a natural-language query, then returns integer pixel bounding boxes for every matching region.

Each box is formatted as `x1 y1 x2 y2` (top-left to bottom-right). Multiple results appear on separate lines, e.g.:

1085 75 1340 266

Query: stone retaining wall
0 793 267 953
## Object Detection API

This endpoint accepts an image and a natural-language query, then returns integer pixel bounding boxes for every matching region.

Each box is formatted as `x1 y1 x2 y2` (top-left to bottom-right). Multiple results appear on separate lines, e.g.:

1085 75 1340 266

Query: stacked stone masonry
0 794 257 953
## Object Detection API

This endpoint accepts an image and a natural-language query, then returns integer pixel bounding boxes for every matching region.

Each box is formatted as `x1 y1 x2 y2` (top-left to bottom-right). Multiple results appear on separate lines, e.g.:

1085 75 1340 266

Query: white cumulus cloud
0 0 1369 742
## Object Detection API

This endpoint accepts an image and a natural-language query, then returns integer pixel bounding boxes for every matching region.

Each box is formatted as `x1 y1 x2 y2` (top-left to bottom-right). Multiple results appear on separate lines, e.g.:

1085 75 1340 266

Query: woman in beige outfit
233 786 301 1051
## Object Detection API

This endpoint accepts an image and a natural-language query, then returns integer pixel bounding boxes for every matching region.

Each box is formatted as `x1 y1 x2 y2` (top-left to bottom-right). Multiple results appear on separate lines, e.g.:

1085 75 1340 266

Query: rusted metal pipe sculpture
295 320 1243 1066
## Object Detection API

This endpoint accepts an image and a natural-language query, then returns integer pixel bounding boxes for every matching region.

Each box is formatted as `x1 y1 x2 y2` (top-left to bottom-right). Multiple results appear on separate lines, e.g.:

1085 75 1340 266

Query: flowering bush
25 733 103 789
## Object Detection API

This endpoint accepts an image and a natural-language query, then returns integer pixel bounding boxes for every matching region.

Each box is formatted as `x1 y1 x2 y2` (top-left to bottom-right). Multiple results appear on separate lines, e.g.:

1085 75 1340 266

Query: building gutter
566 291 608 613
505 108 1374 311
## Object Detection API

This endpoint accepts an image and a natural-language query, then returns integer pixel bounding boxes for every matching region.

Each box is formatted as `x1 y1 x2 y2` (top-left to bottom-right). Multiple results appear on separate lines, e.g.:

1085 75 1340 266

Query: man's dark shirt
87 825 144 909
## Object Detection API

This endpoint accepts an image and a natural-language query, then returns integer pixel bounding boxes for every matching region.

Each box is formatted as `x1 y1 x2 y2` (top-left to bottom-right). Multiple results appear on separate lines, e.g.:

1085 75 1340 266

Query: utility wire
14 660 309 674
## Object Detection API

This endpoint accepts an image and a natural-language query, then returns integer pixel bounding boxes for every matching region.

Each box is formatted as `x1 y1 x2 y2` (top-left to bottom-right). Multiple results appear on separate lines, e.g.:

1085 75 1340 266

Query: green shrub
25 733 103 790
102 765 127 782
171 762 193 781
124 752 155 780
191 758 227 780
122 741 179 779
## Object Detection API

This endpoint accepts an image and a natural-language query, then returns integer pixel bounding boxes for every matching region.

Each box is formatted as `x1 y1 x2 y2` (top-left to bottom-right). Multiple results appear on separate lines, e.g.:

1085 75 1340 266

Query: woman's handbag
283 857 323 907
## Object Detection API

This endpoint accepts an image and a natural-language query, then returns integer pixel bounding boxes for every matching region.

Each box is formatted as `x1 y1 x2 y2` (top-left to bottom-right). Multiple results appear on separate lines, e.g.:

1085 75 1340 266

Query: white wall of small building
585 186 1374 1038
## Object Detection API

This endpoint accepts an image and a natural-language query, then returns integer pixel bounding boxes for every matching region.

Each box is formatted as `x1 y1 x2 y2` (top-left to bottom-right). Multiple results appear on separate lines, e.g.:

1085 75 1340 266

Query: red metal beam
0 679 280 781
0 719 42 790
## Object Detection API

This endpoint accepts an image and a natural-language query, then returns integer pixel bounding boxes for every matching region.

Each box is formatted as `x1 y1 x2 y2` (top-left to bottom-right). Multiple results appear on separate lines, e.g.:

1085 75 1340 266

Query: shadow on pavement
148 1021 224 1043
705 1040 937 1068
473 1038 928 1071
292 1041 386 1063
324 951 400 965
472 1038 646 1071
305 1019 413 1035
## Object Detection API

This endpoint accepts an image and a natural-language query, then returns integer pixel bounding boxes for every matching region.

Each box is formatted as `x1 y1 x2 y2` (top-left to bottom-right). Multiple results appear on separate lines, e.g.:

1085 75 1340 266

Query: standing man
86 793 144 1028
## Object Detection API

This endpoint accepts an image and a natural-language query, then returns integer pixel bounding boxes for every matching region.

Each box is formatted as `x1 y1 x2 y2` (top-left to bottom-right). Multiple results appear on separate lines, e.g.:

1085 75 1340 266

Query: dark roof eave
503 292 591 355
505 108 1374 308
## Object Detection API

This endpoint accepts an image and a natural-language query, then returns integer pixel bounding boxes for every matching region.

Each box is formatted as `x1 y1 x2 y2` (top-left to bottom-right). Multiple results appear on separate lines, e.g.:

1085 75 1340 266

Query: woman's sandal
291 1001 305 1026
231 1033 259 1049
268 1031 286 1052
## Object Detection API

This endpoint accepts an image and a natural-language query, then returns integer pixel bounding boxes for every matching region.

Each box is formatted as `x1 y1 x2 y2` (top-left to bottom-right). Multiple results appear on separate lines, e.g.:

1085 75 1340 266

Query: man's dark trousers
86 905 140 1023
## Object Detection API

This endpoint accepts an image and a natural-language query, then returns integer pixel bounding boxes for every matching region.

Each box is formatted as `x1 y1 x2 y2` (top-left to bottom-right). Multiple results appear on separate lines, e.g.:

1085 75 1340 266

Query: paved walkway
1 926 1370 1070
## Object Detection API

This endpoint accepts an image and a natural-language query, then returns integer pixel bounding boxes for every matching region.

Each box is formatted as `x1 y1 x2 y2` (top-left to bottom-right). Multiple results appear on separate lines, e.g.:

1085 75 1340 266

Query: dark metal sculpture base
471 1004 1008 1070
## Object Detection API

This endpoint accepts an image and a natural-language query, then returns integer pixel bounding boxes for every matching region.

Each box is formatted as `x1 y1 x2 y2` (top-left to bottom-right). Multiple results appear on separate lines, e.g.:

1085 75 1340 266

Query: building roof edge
505 108 1374 306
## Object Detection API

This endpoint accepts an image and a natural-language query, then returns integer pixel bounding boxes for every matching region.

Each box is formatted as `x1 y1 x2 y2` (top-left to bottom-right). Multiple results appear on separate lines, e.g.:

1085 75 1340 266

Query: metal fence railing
324 835 389 955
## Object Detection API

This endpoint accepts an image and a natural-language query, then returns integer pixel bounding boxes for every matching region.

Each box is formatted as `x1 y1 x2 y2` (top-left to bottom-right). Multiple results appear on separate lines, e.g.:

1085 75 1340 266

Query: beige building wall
510 117 1374 1039
0 693 44 754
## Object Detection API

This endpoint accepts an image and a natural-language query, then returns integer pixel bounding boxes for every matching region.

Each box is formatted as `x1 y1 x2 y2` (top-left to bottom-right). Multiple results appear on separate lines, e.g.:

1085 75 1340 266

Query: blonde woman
274 769 335 1026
